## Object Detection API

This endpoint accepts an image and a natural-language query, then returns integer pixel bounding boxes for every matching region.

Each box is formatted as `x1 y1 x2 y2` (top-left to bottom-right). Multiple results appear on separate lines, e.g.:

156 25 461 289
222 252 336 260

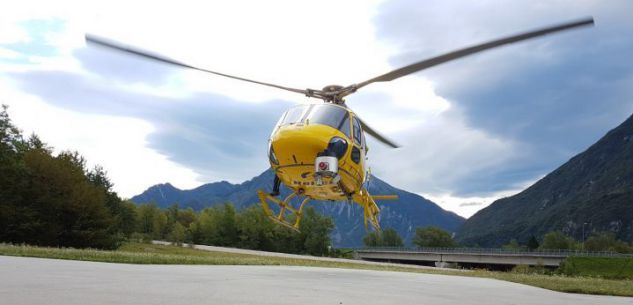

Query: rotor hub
322 85 346 105
322 85 344 93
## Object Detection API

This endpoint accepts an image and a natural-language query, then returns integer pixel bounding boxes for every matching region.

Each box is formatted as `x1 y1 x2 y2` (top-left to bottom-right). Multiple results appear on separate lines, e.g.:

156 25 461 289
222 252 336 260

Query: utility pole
581 222 589 251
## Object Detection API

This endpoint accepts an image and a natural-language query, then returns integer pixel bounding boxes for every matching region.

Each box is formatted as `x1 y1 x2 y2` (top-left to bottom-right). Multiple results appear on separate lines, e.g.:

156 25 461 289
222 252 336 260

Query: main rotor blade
85 34 311 96
341 17 594 97
358 116 399 148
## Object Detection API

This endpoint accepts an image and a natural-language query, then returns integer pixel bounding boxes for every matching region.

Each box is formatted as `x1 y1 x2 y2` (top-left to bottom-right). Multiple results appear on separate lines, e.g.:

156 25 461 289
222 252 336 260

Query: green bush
129 232 152 244
362 228 404 247
511 264 531 274
561 257 633 279
584 232 633 253
511 263 548 275
413 226 455 247
540 231 578 250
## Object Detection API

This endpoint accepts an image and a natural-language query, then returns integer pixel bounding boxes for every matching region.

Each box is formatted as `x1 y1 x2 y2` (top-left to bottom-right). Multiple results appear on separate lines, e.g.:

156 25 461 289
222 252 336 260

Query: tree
0 105 29 243
218 204 238 246
165 203 180 233
168 222 186 246
88 165 136 239
584 232 632 253
197 207 221 245
18 149 117 248
382 228 404 247
177 208 197 228
413 226 455 248
116 201 138 237
137 203 161 237
188 220 203 244
153 211 168 239
236 205 275 251
363 228 404 247
502 239 522 250
298 207 334 256
540 231 577 250
527 235 540 250
0 106 131 249
140 202 334 255
363 230 381 247
270 221 301 254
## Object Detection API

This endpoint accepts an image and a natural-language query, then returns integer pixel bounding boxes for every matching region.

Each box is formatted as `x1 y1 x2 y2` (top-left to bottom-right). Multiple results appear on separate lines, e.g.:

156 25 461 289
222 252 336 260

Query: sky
1 0 632 218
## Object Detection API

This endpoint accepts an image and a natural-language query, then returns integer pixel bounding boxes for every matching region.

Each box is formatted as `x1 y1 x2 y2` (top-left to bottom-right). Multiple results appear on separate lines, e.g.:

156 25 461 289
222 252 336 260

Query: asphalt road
1 256 630 305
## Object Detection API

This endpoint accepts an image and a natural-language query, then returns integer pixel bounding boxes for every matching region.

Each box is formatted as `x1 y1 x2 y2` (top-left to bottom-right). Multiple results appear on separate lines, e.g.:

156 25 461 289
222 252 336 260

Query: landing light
268 143 279 165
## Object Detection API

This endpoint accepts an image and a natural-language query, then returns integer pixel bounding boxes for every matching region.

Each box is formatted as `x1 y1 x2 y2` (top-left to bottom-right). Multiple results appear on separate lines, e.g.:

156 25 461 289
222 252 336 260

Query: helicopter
86 17 593 231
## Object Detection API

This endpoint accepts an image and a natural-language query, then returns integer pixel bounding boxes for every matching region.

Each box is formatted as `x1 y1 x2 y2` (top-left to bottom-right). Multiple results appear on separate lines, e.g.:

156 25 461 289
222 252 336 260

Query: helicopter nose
271 126 329 165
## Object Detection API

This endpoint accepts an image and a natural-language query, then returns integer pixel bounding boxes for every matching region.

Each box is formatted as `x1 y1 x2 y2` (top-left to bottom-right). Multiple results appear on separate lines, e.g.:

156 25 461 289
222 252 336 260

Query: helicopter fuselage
268 103 367 201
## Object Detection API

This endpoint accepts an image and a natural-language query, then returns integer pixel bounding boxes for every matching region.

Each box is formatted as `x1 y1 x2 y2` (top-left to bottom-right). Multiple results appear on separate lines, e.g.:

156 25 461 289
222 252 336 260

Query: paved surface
1 256 631 305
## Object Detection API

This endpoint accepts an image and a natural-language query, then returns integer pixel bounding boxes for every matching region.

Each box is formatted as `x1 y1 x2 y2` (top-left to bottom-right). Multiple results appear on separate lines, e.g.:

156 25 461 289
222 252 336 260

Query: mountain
457 114 633 247
131 170 465 247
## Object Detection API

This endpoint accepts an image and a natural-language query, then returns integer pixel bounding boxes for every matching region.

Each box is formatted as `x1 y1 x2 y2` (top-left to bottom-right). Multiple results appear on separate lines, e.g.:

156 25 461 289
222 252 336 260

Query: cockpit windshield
305 104 348 130
279 105 309 126
276 104 350 136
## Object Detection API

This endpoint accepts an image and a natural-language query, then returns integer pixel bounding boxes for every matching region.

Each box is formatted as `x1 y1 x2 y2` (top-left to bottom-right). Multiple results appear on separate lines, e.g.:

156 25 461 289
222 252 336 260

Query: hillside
132 170 464 247
457 114 633 246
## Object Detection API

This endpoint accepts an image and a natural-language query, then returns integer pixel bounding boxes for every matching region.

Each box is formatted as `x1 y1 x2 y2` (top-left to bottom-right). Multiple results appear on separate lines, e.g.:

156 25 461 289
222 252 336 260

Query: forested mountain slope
457 114 633 246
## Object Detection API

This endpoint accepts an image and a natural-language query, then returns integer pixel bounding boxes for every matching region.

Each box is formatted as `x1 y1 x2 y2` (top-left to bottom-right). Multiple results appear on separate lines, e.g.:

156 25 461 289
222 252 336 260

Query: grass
1 242 632 297
561 257 633 279
474 270 633 296
0 242 449 273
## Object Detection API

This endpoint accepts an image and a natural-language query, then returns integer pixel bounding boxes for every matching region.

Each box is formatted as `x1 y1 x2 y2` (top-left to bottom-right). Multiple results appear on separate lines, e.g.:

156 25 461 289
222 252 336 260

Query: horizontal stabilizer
371 195 399 201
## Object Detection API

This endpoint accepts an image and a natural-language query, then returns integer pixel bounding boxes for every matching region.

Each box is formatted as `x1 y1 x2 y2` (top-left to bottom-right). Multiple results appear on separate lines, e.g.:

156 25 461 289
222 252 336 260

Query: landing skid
257 191 310 232
257 188 398 232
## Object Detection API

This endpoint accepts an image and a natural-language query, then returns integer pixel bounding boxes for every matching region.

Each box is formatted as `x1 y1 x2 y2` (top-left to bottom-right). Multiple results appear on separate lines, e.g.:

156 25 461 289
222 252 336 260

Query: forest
0 106 333 255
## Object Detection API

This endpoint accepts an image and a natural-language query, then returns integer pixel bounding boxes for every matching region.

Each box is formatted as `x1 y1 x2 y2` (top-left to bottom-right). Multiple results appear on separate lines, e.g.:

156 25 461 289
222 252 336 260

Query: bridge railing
354 247 633 258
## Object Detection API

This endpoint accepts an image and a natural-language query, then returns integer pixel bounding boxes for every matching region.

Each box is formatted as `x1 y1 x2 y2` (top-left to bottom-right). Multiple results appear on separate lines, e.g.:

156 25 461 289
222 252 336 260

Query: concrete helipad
1 256 630 305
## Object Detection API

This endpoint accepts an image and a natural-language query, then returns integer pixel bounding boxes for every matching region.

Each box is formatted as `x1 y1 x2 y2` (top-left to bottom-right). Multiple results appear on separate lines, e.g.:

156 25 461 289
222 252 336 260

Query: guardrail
354 247 633 258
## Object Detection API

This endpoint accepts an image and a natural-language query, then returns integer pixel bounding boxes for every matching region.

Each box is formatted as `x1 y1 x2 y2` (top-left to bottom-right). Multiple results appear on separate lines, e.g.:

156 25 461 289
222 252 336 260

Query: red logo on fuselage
318 162 329 171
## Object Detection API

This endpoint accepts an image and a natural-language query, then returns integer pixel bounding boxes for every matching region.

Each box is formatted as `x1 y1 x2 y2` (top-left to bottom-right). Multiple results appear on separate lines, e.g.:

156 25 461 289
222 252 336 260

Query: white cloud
423 179 536 218
368 107 520 197
0 79 201 197
0 47 21 59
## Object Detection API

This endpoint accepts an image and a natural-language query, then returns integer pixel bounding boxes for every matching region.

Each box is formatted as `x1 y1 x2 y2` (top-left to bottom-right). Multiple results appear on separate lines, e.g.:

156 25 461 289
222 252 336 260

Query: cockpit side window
338 114 351 139
361 131 367 150
352 116 362 146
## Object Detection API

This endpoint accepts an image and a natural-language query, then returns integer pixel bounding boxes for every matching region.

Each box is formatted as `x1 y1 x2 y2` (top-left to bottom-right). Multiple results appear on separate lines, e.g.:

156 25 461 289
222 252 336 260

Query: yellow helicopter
86 17 593 231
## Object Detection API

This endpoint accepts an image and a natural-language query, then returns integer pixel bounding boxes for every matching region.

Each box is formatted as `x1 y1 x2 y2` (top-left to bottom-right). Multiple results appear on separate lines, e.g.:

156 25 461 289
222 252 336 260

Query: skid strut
355 189 399 231
258 190 311 232
257 188 398 232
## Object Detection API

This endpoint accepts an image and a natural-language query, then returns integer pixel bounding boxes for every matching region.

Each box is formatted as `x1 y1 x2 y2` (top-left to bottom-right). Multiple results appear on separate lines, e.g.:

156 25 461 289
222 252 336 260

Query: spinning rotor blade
338 17 594 98
357 116 399 148
85 34 311 96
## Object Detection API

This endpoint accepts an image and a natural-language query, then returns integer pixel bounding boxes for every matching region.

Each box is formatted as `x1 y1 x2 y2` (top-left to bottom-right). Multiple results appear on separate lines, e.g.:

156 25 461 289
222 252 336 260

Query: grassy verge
0 242 449 273
1 242 632 297
473 270 633 296
561 257 633 279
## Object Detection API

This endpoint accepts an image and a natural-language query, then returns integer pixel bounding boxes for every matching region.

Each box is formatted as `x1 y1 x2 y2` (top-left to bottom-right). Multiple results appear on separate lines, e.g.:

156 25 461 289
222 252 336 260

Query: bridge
354 247 629 268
